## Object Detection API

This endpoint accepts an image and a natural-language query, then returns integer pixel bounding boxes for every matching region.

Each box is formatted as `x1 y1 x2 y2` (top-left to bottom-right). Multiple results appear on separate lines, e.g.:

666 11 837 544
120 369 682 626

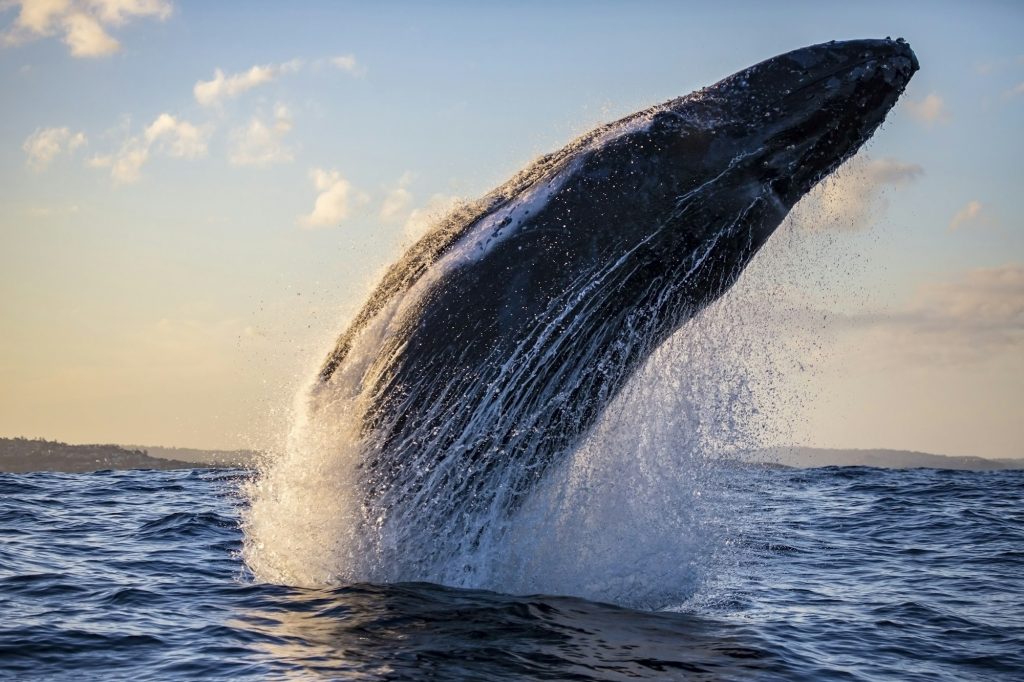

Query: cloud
88 139 148 183
229 104 294 167
915 265 1024 327
61 11 118 55
144 112 206 157
91 0 172 25
375 172 461 238
194 60 302 106
404 194 461 240
1006 83 1024 98
379 172 414 222
2 0 171 57
883 265 1024 365
4 0 72 34
948 199 994 232
381 187 413 222
804 264 1024 370
755 264 1024 374
194 55 361 105
26 203 80 217
299 168 367 228
330 54 363 75
22 126 87 170
88 112 207 184
791 157 923 232
903 93 950 125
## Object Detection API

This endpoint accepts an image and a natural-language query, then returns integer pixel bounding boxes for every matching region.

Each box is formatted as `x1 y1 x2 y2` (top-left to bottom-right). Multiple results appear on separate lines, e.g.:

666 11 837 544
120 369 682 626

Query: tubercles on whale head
643 39 918 215
691 38 919 208
579 39 921 279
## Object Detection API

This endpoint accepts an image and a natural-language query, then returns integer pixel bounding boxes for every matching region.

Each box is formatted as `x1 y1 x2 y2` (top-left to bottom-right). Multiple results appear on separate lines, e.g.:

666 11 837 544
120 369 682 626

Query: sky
0 0 1021 458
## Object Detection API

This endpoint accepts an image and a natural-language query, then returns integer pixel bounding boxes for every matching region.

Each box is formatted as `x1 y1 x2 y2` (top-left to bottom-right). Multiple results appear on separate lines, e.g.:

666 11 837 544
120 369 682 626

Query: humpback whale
314 39 918 558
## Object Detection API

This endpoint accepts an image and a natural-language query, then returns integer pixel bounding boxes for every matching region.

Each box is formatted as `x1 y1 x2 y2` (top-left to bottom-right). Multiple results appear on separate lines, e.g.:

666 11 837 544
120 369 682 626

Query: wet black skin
317 39 918 530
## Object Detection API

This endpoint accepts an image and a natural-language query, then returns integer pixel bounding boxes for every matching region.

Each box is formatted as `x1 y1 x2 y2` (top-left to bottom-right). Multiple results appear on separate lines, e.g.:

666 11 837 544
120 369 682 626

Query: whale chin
314 39 917 552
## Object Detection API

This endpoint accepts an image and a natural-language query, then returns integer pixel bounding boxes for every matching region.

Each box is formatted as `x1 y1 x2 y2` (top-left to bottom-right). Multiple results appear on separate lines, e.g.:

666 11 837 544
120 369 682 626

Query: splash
241 243 801 608
241 154 896 607
238 155 896 606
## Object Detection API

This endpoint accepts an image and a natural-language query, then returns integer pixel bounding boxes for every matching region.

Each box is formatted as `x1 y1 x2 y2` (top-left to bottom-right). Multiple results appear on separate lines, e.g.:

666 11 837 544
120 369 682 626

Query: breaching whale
314 39 918 556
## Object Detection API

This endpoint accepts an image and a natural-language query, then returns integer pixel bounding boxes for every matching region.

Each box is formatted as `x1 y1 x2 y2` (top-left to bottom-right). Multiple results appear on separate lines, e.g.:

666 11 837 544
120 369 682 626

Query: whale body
314 39 918 558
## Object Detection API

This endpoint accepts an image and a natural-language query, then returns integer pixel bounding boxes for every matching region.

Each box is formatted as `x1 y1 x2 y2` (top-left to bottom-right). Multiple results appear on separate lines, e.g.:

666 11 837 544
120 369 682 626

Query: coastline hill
126 445 257 468
753 446 1022 470
1 438 1019 473
1 438 208 473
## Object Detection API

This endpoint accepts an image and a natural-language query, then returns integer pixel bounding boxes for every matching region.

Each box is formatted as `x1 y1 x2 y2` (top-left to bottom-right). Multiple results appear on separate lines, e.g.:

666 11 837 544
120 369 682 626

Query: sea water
2 465 1022 680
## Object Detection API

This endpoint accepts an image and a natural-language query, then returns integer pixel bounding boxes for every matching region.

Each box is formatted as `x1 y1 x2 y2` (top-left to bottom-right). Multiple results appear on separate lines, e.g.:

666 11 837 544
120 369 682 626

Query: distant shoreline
1 437 1019 474
747 446 1023 471
0 437 255 474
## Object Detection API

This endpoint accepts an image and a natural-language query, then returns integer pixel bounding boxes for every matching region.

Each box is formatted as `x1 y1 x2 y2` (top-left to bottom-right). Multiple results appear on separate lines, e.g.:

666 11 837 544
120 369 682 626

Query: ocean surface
2 465 1022 681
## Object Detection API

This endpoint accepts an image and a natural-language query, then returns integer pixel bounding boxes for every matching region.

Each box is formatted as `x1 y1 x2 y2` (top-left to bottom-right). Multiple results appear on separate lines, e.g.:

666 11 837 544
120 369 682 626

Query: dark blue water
1 466 1022 680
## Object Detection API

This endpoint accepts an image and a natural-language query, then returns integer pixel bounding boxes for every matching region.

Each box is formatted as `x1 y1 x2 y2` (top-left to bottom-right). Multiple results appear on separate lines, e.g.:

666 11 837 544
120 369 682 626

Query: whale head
693 37 919 207
532 38 921 317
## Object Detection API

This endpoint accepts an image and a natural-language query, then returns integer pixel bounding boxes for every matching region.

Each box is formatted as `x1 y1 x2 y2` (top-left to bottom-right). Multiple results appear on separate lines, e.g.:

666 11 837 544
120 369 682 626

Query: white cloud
22 126 87 170
380 187 413 222
837 264 1024 368
903 93 950 125
330 54 362 75
144 113 207 157
379 171 414 222
90 0 172 25
193 55 360 105
61 11 117 55
975 56 1024 77
375 172 461 238
791 157 923 232
194 60 302 107
768 264 1024 371
229 104 294 167
88 138 147 183
1006 83 1024 98
404 193 461 240
1 0 171 57
863 159 924 186
915 264 1024 327
7 0 71 34
948 200 992 232
299 168 367 228
89 112 207 184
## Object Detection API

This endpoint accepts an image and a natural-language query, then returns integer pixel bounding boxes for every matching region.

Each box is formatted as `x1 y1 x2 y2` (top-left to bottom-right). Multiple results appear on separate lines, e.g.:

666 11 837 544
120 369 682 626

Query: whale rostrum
314 39 918 555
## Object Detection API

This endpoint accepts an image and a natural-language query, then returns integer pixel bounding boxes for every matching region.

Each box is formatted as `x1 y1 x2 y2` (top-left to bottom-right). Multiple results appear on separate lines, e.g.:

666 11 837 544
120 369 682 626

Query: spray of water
243 285 774 606
241 152 878 610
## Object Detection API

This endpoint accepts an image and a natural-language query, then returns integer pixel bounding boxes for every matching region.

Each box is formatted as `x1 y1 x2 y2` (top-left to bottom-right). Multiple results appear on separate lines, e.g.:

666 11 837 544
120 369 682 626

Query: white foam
241 111 809 608
242 249 784 607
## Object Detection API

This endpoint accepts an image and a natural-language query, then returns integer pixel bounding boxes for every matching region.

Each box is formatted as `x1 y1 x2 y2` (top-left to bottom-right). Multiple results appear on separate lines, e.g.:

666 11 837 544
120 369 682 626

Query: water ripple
0 467 1021 680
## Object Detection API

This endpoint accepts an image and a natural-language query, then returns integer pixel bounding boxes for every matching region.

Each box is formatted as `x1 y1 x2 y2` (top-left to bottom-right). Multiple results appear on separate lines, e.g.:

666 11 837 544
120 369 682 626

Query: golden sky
1 1 1021 457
